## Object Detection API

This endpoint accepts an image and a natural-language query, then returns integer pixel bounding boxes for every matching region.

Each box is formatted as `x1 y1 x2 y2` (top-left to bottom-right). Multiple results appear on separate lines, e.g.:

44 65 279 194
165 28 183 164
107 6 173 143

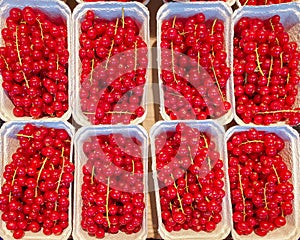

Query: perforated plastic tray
72 124 148 240
224 125 300 240
231 3 300 126
157 2 234 126
150 120 231 240
0 0 72 122
72 2 150 126
0 120 75 240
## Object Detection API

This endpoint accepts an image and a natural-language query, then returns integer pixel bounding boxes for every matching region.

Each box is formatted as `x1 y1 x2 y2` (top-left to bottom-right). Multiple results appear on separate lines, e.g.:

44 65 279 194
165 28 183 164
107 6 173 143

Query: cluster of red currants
155 123 225 233
0 124 74 239
234 15 300 125
227 128 293 236
239 0 292 5
79 10 147 125
0 7 69 118
80 133 145 238
160 13 231 120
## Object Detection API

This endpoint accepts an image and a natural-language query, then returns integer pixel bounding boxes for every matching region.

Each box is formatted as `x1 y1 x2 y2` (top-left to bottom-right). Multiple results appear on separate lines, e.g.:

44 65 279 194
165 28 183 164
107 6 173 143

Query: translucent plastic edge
224 125 300 240
150 120 231 240
71 2 150 126
72 124 149 240
0 120 75 240
0 0 72 122
156 2 234 126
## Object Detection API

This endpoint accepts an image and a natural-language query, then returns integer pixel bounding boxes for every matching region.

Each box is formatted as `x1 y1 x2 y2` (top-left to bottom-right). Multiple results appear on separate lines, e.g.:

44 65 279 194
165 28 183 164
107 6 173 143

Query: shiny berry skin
227 128 294 236
0 7 69 119
0 123 74 239
155 123 225 234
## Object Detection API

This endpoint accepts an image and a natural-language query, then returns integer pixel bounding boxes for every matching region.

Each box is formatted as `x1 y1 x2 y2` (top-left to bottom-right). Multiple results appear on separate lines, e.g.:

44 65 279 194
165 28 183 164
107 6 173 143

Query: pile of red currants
234 15 300 125
0 123 74 239
79 9 148 125
0 7 69 119
155 123 226 233
80 133 145 238
160 13 231 120
227 128 294 236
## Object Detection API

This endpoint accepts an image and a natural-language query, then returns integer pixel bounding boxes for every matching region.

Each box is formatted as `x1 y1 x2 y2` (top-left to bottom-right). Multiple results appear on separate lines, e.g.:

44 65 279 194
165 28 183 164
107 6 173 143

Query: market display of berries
0 7 69 118
160 13 231 120
239 0 292 5
0 123 74 239
80 133 145 238
234 15 300 125
155 123 225 233
79 9 148 125
227 128 294 236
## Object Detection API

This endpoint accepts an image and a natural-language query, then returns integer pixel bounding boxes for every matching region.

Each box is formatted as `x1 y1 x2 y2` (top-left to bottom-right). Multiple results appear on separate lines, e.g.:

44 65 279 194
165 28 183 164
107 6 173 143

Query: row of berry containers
0 1 300 127
0 120 299 239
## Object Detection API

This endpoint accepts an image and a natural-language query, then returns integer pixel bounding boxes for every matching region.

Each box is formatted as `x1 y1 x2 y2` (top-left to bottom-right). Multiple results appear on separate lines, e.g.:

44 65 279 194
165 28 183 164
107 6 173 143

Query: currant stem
272 164 281 184
255 48 264 76
134 40 138 72
36 19 44 40
237 164 247 221
170 16 178 84
267 56 273 87
263 182 269 210
56 148 65 193
106 177 111 228
107 111 134 114
35 158 48 197
56 54 59 71
197 51 201 73
16 134 33 138
1 55 9 70
105 18 119 70
211 62 225 102
91 166 95 185
188 146 194 165
238 140 264 147
121 8 125 28
280 52 283 68
171 174 185 214
269 20 279 45
210 19 217 57
9 168 18 202
185 172 189 193
257 109 300 115
89 58 95 84
132 160 135 174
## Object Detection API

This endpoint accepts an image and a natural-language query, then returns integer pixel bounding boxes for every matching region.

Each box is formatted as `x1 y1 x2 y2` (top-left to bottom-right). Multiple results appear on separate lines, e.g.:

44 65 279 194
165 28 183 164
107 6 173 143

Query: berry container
157 2 234 125
236 0 298 8
75 0 150 5
72 124 148 240
150 120 231 240
72 2 150 126
0 0 72 122
0 120 75 240
231 3 300 126
224 125 300 240
162 0 235 7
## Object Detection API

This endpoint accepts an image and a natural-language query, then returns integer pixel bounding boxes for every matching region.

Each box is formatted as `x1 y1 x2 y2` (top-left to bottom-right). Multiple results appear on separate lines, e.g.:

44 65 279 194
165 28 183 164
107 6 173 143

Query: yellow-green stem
35 158 48 197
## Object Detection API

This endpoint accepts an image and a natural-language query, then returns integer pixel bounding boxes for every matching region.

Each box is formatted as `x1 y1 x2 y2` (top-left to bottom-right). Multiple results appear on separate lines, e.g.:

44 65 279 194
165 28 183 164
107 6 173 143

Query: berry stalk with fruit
0 7 69 118
0 124 74 239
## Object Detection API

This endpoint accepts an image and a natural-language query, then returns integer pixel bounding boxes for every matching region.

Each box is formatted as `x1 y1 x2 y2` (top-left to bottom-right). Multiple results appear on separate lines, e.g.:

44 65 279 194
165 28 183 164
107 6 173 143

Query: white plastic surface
72 2 150 126
162 0 235 7
72 124 148 240
156 2 234 126
0 0 72 122
150 120 231 240
231 3 300 126
224 125 300 240
0 120 75 240
75 0 150 6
